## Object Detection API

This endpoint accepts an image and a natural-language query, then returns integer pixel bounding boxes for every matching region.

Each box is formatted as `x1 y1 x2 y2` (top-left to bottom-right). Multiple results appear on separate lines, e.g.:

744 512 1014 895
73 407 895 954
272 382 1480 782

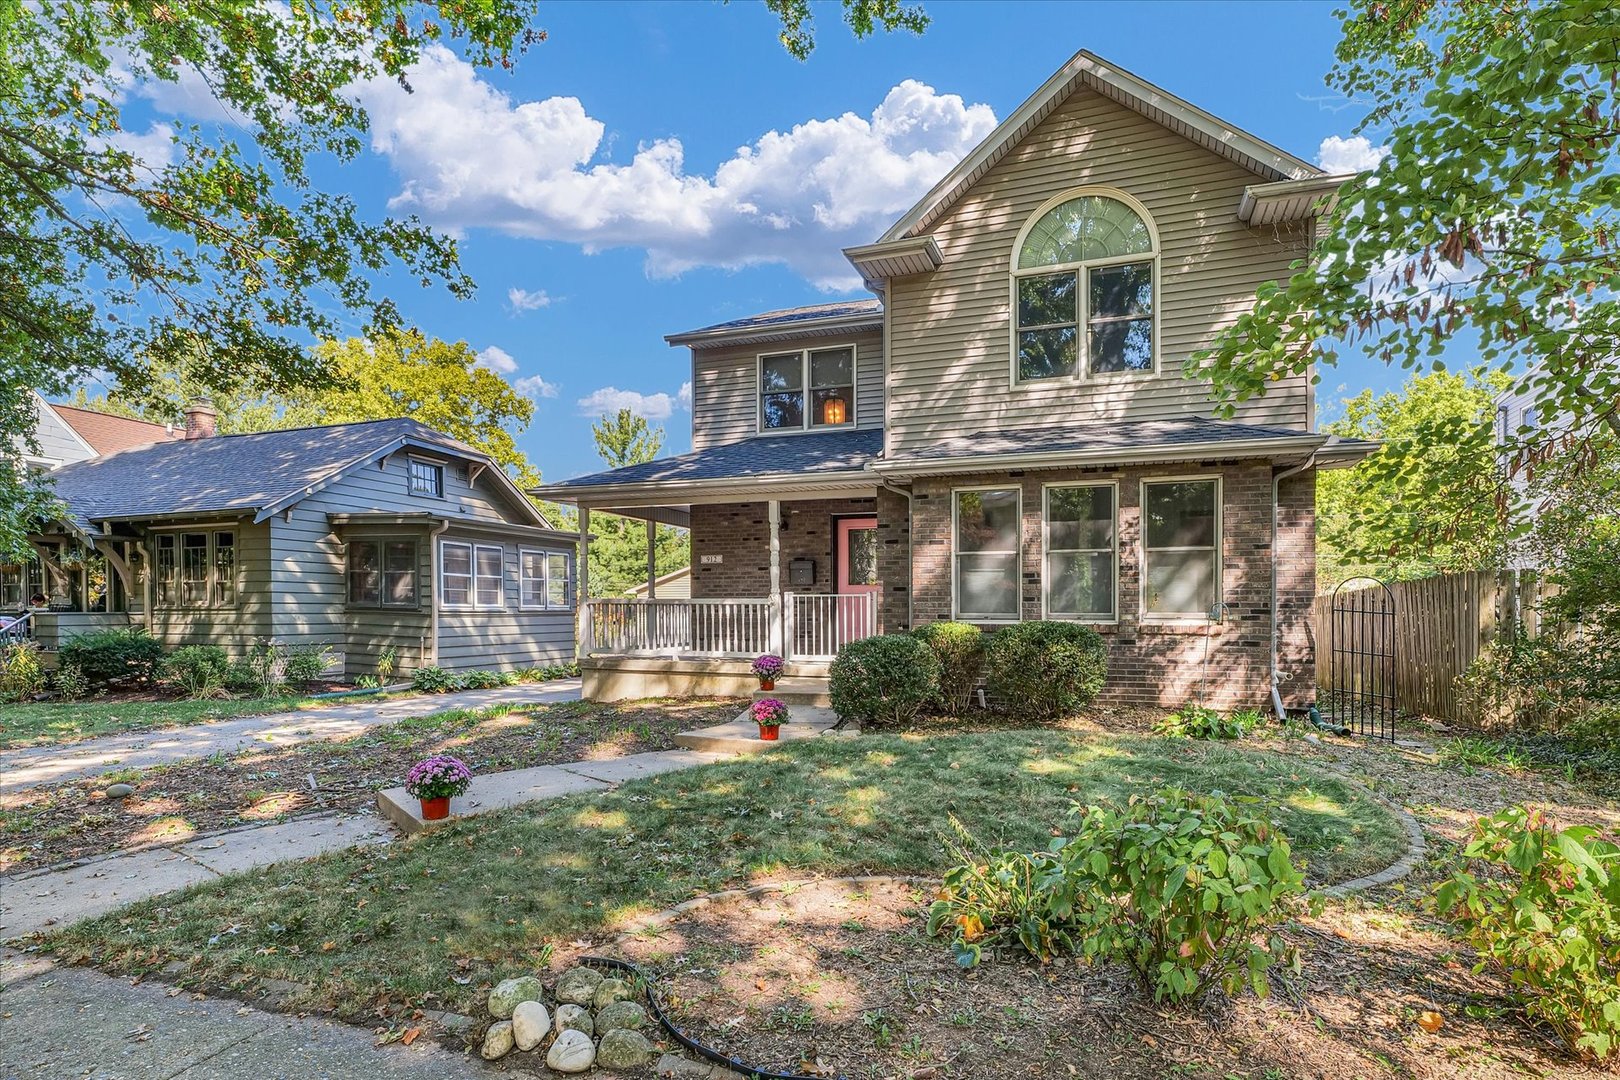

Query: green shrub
58 627 164 685
912 621 985 713
283 643 334 687
376 647 397 685
224 659 260 693
930 788 1304 1003
460 669 515 690
52 660 90 702
162 645 231 699
829 634 940 727
0 641 47 702
411 665 462 693
1156 704 1263 740
983 621 1106 721
1435 805 1620 1060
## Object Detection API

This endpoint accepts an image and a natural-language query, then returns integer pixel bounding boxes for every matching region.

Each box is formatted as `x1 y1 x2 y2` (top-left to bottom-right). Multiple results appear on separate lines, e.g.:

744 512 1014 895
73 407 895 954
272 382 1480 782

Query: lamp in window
821 395 848 425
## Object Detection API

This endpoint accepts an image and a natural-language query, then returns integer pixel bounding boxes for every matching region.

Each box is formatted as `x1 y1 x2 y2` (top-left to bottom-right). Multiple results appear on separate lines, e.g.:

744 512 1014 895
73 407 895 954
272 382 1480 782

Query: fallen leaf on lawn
321 941 336 953
1418 1010 1445 1032
401 1027 422 1046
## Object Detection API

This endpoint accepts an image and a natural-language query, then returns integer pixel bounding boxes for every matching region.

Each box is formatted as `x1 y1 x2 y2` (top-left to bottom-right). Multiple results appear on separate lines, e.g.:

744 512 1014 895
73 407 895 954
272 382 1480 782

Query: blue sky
113 1 1405 481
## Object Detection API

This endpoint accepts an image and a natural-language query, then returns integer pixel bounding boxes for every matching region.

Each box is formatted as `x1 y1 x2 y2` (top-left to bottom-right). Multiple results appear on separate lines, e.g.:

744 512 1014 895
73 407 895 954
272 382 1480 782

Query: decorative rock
655 1054 748 1079
105 783 135 799
554 966 603 1006
511 999 551 1051
479 1020 515 1060
592 976 634 1011
545 1027 596 1073
597 1028 655 1070
488 974 546 1019
554 1002 594 1037
594 999 648 1033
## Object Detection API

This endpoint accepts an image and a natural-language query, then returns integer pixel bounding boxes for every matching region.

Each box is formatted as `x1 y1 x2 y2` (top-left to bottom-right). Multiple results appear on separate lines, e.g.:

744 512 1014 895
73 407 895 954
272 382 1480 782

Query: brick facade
689 498 877 599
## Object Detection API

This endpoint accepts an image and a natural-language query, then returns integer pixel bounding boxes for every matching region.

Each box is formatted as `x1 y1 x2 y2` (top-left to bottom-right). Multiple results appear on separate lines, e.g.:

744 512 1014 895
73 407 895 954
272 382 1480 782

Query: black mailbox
788 558 815 586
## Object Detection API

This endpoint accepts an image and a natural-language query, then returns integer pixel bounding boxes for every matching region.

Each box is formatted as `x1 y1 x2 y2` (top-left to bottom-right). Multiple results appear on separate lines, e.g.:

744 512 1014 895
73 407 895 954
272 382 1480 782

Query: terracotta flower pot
420 796 451 820
757 724 780 741
759 679 776 691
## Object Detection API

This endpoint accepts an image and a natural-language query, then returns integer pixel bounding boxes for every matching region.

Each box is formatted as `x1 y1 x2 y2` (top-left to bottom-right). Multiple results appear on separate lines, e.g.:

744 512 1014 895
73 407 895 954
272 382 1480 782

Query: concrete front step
673 704 853 756
752 676 831 707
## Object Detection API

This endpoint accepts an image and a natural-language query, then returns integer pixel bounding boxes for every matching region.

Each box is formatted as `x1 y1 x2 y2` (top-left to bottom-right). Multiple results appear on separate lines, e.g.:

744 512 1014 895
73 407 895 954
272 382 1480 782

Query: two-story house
533 50 1374 712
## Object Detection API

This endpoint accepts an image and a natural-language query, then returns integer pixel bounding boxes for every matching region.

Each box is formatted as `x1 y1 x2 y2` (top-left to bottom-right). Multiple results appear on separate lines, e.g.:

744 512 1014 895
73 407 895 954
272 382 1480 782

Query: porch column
646 520 657 600
577 507 593 658
767 499 783 655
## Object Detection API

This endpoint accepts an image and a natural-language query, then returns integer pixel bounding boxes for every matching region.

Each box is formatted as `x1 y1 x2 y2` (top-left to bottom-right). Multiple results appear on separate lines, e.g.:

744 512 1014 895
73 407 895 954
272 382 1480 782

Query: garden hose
579 955 845 1080
1308 703 1351 736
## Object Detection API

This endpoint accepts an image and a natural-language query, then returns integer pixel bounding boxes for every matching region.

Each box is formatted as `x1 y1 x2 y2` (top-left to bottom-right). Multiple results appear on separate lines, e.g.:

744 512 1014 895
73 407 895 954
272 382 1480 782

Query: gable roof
877 49 1323 246
50 403 178 456
46 417 548 535
665 299 883 349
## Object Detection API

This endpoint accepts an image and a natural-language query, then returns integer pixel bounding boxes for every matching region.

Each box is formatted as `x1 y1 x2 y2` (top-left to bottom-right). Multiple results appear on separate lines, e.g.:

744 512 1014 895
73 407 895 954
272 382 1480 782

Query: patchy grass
42 730 1406 1027
0 694 341 750
0 698 739 874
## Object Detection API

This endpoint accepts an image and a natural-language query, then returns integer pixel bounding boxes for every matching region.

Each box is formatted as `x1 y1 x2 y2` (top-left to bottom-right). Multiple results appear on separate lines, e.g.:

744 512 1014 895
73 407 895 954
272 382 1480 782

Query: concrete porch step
752 675 831 707
672 704 852 756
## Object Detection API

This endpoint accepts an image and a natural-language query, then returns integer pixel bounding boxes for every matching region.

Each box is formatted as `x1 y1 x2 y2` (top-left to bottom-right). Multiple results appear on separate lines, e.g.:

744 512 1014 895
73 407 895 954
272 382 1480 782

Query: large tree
586 410 689 598
1196 0 1620 555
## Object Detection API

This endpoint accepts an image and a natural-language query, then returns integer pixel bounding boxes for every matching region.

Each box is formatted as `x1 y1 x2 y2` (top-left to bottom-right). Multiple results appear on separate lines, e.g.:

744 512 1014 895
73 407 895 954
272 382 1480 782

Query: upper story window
759 346 856 432
408 457 444 498
1012 191 1157 384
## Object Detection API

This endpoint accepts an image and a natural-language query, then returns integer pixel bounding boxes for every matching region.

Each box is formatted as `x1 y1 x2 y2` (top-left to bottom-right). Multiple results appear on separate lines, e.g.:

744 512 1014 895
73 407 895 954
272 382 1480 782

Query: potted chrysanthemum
751 654 784 691
405 754 472 820
751 698 789 741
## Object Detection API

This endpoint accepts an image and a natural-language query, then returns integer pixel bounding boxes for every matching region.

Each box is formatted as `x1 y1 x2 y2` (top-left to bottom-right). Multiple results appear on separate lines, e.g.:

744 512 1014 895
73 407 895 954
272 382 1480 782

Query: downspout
427 517 451 669
878 480 914 630
1270 453 1317 722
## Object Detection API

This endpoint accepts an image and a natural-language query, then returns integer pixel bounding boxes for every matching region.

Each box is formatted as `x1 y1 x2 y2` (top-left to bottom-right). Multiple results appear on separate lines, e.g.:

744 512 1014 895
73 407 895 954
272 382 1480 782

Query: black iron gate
1324 577 1397 742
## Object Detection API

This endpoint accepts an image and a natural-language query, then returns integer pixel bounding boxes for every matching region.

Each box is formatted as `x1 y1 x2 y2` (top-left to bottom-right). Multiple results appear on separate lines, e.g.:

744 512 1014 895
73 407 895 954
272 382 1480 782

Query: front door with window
835 517 879 641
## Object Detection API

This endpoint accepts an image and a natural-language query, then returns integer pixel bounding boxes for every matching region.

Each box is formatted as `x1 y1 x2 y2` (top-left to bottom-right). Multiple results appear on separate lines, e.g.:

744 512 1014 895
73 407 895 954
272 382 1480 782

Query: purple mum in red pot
405 754 472 820
751 654 785 691
751 698 789 741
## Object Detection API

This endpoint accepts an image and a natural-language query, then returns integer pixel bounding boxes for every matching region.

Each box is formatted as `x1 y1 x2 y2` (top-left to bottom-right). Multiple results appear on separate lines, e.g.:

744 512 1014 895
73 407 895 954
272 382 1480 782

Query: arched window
1012 191 1157 383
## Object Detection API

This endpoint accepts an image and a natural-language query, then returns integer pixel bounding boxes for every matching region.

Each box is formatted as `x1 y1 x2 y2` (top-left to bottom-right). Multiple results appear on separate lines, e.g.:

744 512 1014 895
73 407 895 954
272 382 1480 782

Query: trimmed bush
983 621 1106 720
829 633 940 727
912 621 986 713
282 643 334 687
58 627 164 686
162 645 231 699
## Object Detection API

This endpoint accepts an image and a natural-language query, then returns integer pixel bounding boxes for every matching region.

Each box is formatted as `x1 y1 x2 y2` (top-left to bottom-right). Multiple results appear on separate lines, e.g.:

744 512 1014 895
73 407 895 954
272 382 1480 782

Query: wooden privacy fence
1311 570 1555 725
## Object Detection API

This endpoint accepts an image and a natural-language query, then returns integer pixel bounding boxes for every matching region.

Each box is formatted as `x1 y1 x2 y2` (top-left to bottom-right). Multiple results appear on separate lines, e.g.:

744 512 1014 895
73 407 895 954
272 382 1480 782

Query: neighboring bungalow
7 402 578 677
626 566 692 600
21 389 180 471
534 49 1376 711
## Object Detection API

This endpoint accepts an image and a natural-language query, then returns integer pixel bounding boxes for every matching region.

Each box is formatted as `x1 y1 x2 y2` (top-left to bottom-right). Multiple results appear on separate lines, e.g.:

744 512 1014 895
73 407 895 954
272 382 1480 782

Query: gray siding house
10 407 577 676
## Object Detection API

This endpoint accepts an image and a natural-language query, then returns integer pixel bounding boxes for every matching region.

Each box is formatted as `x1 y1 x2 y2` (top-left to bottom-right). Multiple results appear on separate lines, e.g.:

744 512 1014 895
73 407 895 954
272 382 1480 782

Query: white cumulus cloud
474 345 518 374
514 374 559 400
677 381 692 410
1317 134 1389 174
354 46 998 289
507 287 552 313
577 386 687 421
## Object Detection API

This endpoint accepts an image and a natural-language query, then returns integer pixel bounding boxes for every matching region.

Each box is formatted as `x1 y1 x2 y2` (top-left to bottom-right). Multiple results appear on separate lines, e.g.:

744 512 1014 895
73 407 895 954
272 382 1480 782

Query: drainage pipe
1270 453 1318 722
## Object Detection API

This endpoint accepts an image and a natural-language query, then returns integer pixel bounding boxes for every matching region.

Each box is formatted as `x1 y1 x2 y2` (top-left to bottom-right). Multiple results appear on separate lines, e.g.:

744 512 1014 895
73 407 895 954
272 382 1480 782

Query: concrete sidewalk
0 679 582 792
0 949 489 1079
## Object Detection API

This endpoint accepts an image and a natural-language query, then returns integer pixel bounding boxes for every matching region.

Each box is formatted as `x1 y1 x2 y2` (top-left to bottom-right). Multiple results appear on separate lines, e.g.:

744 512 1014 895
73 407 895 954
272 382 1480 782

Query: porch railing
0 610 33 647
584 591 879 661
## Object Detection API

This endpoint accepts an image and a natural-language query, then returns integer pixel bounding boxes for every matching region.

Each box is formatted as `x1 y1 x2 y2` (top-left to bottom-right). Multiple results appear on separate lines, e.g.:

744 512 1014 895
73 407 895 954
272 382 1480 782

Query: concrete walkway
0 949 488 1079
0 679 582 792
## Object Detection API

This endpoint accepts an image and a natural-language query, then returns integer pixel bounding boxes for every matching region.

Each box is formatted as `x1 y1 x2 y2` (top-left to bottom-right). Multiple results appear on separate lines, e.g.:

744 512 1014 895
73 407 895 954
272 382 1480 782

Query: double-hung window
1142 479 1220 618
348 540 418 607
520 550 574 610
441 541 505 609
953 488 1021 621
1013 192 1156 383
153 530 236 609
1044 484 1116 620
408 458 444 498
759 346 856 431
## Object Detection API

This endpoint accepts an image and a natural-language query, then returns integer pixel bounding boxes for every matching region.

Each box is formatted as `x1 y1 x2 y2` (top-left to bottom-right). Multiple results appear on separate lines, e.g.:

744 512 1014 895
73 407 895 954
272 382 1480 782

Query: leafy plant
411 666 463 694
460 669 515 690
930 788 1305 1004
1435 806 1620 1060
829 634 940 727
1438 737 1531 773
58 627 164 686
983 621 1107 721
282 643 334 687
51 660 89 702
376 647 397 685
404 754 474 801
911 621 985 714
0 641 47 702
242 640 288 699
1156 705 1263 740
162 645 232 700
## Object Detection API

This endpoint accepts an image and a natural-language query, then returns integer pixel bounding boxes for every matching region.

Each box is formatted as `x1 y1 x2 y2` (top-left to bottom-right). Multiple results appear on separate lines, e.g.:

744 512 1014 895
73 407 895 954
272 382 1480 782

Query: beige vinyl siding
146 519 272 651
690 328 884 450
435 533 575 672
885 88 1312 456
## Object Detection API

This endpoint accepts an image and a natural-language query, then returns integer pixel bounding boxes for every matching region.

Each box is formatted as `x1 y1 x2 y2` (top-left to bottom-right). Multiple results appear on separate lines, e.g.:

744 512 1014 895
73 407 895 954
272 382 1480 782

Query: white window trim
1041 480 1119 624
149 527 239 611
407 455 446 499
1139 474 1223 623
519 546 569 611
472 543 505 610
545 551 575 611
1007 186 1161 389
440 540 507 611
950 485 1023 624
755 342 860 435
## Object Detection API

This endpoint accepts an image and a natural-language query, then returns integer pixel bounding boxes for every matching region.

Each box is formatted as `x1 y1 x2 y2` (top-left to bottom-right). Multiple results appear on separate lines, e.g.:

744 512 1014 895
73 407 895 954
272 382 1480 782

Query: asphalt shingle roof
543 428 883 491
48 417 479 531
670 299 882 339
889 417 1326 463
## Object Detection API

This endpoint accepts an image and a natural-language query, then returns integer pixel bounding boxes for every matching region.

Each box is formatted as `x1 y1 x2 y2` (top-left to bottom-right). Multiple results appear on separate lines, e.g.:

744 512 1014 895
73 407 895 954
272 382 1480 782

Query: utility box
788 558 815 586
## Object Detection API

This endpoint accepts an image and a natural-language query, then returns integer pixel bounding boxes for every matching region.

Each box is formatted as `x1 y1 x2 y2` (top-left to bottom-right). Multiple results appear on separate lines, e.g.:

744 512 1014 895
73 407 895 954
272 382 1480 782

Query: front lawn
43 730 1407 1026
0 694 336 750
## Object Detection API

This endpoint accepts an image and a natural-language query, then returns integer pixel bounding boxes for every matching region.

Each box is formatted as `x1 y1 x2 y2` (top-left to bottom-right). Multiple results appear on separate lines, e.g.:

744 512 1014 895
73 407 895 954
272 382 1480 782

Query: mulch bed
0 698 742 875
613 877 1608 1080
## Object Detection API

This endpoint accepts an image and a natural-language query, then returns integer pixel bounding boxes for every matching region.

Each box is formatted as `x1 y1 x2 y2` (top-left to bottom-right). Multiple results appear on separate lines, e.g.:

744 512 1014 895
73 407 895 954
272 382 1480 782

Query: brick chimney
183 397 217 440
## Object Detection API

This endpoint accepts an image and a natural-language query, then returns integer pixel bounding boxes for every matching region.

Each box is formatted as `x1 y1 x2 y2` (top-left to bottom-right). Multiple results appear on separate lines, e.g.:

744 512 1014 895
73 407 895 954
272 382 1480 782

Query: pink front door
836 517 880 641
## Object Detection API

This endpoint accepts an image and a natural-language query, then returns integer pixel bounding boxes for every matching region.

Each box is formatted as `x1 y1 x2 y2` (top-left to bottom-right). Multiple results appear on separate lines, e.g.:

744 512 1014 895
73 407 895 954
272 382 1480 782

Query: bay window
348 540 418 608
1044 483 1116 620
759 346 856 431
1142 479 1220 618
953 487 1021 621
